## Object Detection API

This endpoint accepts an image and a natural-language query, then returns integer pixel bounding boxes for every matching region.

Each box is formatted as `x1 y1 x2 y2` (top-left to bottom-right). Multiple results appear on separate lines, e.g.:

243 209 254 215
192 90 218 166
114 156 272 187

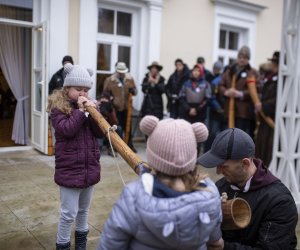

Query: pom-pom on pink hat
140 116 209 176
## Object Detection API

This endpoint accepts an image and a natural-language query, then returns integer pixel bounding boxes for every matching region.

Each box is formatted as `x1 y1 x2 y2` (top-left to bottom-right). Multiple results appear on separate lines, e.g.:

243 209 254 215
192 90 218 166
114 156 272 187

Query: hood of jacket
130 174 222 248
249 158 278 191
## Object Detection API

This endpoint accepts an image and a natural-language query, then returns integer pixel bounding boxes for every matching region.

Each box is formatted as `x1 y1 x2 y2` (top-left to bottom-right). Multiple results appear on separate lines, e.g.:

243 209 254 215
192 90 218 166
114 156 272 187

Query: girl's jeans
57 185 94 244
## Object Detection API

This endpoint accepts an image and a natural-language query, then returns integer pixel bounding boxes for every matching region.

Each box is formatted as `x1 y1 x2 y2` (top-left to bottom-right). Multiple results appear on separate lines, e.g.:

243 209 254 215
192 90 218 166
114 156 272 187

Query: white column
269 0 300 211
146 0 163 63
78 0 98 98
48 0 70 78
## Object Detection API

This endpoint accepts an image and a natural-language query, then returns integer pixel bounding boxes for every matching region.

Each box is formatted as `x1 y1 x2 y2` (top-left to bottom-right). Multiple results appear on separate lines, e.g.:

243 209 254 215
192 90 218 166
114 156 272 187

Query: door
31 22 48 153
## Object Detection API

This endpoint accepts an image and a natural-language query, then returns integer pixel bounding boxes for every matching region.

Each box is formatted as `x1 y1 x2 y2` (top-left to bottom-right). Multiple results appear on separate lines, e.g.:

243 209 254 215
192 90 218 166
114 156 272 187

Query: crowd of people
48 47 279 165
48 46 298 250
139 46 279 166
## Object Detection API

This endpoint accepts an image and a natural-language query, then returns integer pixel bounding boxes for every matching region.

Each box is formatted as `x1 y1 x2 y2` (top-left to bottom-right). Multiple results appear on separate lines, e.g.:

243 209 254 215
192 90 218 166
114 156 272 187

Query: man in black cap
198 128 298 249
48 55 74 94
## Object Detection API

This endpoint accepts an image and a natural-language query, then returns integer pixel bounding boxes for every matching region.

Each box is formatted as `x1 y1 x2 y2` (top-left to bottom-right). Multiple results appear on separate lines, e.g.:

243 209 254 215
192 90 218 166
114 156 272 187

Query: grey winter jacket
98 173 222 250
50 104 103 188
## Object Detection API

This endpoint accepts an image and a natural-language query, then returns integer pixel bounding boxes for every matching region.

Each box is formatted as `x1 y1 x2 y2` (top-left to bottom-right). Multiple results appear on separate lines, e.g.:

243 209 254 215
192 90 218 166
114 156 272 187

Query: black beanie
62 55 74 65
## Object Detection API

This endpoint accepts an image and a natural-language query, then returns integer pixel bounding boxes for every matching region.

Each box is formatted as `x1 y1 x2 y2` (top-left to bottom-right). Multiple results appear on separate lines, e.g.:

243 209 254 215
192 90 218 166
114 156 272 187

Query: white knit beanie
140 116 209 176
63 63 93 89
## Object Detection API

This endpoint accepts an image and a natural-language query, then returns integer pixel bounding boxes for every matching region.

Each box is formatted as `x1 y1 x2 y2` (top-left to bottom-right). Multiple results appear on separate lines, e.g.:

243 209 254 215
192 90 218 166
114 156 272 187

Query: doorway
0 67 19 146
0 24 31 148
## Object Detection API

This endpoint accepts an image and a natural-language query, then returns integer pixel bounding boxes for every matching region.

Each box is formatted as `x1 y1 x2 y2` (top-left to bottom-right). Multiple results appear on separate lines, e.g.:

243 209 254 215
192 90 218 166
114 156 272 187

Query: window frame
96 5 137 96
212 1 262 67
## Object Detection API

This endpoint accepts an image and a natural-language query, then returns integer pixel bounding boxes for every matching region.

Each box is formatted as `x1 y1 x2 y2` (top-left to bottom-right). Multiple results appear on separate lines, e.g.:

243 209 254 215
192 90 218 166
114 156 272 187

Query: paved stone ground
0 143 299 249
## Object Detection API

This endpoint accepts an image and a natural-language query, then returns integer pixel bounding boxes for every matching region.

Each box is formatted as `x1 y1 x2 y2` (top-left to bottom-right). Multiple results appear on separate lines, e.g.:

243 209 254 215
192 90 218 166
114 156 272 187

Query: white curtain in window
0 24 30 145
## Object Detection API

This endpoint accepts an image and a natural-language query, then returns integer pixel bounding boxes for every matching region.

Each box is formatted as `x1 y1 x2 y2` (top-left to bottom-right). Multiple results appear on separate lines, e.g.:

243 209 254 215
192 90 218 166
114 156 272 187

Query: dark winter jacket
216 159 298 250
165 64 190 111
98 173 222 250
260 72 278 120
179 77 211 123
255 72 278 166
141 73 165 119
50 102 103 188
48 68 65 94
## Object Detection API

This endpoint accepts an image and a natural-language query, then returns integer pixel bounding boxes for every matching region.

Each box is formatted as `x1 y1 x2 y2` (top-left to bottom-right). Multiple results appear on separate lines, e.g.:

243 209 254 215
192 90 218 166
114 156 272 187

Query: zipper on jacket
264 222 271 241
84 124 88 186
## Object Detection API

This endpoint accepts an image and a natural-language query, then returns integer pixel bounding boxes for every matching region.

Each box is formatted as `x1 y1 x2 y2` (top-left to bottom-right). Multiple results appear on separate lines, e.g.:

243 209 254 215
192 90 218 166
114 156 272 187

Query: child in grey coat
98 115 223 250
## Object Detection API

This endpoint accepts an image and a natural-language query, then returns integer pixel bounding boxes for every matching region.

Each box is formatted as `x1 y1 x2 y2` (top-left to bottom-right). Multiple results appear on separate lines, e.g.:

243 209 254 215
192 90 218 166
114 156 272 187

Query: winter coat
216 159 298 250
255 72 278 166
98 173 222 250
48 68 65 94
50 102 103 188
103 73 137 112
141 73 165 119
179 77 211 123
219 63 260 121
165 64 190 115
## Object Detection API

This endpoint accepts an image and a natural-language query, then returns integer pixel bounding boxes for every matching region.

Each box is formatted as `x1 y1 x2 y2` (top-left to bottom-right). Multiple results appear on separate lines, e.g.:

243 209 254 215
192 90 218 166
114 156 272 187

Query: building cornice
211 0 266 13
141 0 163 8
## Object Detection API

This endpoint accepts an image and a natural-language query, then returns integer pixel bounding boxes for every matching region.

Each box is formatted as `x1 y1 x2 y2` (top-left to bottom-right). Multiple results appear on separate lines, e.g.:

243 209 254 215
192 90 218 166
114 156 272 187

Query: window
217 26 244 66
213 0 264 67
96 7 134 96
98 8 132 36
97 44 112 71
118 45 131 69
0 0 33 22
98 9 114 34
117 12 131 36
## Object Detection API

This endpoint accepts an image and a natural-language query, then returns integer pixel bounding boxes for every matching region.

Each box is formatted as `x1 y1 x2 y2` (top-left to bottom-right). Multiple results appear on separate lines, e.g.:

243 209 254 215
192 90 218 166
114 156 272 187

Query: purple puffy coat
50 103 103 188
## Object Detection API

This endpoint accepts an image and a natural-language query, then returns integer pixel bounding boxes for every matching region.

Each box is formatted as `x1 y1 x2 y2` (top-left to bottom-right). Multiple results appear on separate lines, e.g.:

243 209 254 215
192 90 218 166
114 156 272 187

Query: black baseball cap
197 128 255 168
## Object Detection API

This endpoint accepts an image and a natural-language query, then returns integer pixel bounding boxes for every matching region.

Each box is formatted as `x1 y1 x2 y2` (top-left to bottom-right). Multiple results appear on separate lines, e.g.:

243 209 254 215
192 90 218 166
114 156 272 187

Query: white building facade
0 0 283 154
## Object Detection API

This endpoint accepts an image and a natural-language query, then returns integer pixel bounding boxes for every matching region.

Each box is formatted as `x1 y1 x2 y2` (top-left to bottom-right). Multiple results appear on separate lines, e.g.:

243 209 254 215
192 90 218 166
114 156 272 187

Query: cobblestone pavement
0 143 299 249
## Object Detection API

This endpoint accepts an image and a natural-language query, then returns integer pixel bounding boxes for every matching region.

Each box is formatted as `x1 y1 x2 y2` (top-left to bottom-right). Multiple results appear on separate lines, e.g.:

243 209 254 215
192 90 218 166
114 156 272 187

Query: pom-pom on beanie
63 63 93 89
140 115 209 176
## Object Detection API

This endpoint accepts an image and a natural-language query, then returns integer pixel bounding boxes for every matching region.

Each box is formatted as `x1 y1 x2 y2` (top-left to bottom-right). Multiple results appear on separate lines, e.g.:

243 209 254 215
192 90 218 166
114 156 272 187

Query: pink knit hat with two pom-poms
140 116 209 176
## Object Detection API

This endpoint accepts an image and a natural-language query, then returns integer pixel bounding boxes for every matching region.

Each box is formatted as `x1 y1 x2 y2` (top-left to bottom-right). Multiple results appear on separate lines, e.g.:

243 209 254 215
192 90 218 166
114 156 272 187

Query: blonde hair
152 166 209 192
46 88 72 115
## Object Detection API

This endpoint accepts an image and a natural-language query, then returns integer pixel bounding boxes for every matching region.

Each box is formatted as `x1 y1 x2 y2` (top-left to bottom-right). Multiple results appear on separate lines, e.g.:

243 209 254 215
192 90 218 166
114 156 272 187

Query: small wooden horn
221 194 251 230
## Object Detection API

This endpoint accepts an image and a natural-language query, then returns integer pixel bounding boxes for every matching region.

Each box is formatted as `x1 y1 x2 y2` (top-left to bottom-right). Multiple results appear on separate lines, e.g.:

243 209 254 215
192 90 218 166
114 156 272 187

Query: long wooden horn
85 106 147 175
247 75 275 129
124 93 133 144
228 74 236 128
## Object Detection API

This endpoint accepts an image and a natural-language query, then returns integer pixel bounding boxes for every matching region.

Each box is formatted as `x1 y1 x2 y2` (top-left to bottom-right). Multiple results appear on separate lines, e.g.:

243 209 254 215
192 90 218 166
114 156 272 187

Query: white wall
78 0 98 98
160 0 215 79
253 0 283 67
48 0 70 79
